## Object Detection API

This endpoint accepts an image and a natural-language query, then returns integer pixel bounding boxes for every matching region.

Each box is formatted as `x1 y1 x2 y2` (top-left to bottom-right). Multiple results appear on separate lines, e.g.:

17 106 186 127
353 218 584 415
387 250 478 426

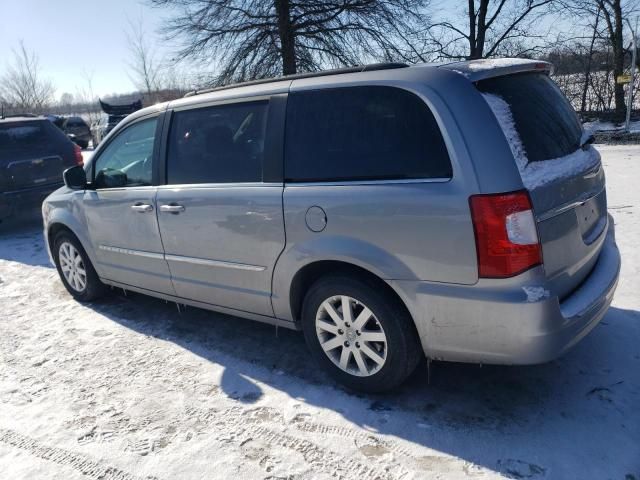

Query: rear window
0 121 52 149
477 73 582 163
285 86 452 182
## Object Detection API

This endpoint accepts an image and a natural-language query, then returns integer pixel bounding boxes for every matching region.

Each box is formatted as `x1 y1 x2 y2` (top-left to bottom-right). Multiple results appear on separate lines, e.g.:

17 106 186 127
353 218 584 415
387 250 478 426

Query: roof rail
184 62 409 98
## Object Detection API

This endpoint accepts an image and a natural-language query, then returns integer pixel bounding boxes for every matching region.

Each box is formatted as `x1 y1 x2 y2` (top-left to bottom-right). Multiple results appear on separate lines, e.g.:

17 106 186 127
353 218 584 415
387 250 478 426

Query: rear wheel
301 275 422 392
53 231 106 301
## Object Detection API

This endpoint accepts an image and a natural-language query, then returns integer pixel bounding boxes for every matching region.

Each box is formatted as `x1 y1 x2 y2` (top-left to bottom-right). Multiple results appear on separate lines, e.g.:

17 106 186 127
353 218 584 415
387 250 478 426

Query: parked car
61 116 91 149
92 99 142 147
42 59 620 392
1 116 83 221
43 114 65 130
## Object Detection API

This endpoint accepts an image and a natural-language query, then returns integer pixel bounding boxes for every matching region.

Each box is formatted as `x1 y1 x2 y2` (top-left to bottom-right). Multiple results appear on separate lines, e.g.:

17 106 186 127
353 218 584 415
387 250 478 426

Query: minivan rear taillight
73 143 83 166
469 191 542 278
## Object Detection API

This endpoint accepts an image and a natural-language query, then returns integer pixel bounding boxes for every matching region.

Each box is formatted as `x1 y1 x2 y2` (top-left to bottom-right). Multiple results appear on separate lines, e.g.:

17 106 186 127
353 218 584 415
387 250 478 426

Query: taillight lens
469 190 542 278
73 143 84 166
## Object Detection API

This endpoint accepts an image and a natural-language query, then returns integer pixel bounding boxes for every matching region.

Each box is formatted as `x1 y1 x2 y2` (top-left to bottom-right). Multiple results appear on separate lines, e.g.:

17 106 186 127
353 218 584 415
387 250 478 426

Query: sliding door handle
160 204 186 214
131 203 154 213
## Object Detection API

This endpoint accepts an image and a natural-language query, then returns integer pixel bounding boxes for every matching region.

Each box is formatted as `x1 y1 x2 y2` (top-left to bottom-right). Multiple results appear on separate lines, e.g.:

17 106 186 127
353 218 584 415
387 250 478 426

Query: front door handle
160 204 186 214
131 203 154 213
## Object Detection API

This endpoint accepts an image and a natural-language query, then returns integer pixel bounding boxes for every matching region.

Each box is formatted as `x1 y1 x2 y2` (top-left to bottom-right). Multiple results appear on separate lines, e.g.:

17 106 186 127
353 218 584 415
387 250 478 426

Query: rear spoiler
440 58 552 82
99 99 143 116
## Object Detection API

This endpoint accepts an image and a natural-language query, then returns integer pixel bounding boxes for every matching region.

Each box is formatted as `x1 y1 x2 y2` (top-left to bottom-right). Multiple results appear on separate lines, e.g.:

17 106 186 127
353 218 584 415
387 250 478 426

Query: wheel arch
46 216 98 271
287 260 414 330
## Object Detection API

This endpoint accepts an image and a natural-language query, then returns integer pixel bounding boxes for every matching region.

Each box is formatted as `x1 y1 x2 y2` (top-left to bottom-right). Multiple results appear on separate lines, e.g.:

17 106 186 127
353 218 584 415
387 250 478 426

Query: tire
53 230 106 301
301 274 422 393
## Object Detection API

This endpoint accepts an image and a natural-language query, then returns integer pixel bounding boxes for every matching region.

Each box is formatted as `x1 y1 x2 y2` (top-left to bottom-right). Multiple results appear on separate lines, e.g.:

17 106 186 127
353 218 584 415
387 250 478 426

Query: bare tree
592 0 633 116
75 70 102 126
428 0 556 60
562 0 639 117
0 41 55 111
148 0 429 85
126 16 162 101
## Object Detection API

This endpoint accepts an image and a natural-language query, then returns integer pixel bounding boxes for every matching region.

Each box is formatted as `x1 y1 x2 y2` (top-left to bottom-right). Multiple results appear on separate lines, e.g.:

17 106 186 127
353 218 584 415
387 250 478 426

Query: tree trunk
474 0 490 59
581 8 600 113
468 0 477 59
274 0 296 75
612 0 625 118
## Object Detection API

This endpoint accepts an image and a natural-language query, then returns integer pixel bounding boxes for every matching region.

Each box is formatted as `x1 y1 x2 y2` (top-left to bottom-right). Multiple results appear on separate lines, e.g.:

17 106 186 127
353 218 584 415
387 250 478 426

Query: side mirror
63 165 87 190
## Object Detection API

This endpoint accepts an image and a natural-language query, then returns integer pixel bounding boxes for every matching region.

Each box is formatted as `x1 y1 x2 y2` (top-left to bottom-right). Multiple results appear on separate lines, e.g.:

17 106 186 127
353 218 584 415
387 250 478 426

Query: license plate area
577 191 606 245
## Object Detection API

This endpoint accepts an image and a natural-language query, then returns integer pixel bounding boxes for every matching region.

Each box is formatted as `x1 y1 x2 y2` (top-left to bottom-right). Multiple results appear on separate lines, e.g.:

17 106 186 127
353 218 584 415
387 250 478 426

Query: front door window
93 118 157 188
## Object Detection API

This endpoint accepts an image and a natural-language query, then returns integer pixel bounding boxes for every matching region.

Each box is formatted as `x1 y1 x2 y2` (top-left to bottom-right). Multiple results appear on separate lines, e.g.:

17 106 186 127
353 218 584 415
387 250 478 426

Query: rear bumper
393 219 620 364
0 183 63 220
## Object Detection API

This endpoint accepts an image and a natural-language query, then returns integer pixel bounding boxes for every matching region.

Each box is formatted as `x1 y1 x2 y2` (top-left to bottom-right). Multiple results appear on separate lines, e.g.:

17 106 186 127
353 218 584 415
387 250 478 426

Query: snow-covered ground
584 119 640 134
0 145 638 480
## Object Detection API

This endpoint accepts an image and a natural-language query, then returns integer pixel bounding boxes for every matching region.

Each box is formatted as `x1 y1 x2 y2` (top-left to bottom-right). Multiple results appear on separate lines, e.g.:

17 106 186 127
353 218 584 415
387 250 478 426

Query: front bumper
392 220 620 365
0 182 64 221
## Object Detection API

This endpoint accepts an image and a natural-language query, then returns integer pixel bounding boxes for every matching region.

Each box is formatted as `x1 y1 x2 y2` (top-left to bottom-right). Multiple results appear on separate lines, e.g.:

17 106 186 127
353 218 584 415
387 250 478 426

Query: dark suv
0 117 83 221
62 116 91 149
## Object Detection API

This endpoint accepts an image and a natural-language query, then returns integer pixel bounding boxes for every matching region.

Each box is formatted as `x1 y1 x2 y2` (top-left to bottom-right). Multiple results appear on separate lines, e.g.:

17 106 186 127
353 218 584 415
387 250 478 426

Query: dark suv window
0 121 51 150
285 86 452 182
167 101 268 184
477 73 582 163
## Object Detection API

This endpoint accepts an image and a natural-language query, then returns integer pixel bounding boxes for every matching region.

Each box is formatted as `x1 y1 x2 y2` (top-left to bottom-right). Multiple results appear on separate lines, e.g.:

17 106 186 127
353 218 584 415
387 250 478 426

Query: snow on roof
441 57 552 81
465 58 543 71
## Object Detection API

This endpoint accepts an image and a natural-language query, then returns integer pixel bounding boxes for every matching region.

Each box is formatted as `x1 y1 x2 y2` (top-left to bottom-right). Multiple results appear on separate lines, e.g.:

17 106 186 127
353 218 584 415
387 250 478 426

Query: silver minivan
42 59 620 392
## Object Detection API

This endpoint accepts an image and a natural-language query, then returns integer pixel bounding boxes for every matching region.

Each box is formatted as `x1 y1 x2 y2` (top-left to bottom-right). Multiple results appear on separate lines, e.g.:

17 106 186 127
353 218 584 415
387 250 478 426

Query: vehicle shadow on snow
82 286 638 478
0 213 52 268
4 221 636 476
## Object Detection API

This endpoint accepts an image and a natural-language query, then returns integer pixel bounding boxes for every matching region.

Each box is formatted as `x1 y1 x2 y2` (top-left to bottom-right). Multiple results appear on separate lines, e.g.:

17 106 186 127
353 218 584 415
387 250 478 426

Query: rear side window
477 73 582 163
285 86 452 182
167 101 268 184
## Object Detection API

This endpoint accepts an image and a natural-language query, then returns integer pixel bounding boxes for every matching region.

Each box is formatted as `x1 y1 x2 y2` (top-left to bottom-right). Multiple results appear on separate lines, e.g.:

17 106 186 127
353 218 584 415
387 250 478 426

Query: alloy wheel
58 242 87 292
315 295 387 377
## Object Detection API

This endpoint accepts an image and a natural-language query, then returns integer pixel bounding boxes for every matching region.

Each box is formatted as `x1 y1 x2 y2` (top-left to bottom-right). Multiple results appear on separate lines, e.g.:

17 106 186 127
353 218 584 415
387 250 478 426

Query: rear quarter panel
272 72 504 321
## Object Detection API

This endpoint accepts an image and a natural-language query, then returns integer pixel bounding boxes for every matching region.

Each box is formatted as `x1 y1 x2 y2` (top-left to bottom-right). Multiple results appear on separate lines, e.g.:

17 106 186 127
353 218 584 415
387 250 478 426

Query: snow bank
483 93 600 189
583 119 640 134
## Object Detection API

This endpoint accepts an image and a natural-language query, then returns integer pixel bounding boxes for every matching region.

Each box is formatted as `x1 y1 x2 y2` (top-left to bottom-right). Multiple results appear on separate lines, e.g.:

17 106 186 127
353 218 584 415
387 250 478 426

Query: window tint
477 73 582 163
285 86 452 182
167 101 268 184
93 117 157 188
0 121 50 150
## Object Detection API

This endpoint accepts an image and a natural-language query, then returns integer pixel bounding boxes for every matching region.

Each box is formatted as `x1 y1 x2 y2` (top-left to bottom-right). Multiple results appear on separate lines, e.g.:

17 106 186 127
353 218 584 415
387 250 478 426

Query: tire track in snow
292 418 414 459
161 405 406 479
0 428 160 480
232 423 395 480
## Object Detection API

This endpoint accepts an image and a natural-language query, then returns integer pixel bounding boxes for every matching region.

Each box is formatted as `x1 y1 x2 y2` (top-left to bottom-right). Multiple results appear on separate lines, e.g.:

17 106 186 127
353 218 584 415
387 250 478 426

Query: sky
0 1 589 102
0 0 170 98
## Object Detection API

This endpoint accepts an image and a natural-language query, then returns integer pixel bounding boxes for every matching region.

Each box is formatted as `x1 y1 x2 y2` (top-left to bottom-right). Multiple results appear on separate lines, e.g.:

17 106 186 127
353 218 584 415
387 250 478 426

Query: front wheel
301 275 422 393
53 231 106 301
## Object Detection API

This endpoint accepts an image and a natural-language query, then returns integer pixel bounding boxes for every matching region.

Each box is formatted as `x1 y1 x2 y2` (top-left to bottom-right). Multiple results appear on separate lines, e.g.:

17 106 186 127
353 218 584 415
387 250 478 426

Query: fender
44 191 99 273
271 234 417 321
